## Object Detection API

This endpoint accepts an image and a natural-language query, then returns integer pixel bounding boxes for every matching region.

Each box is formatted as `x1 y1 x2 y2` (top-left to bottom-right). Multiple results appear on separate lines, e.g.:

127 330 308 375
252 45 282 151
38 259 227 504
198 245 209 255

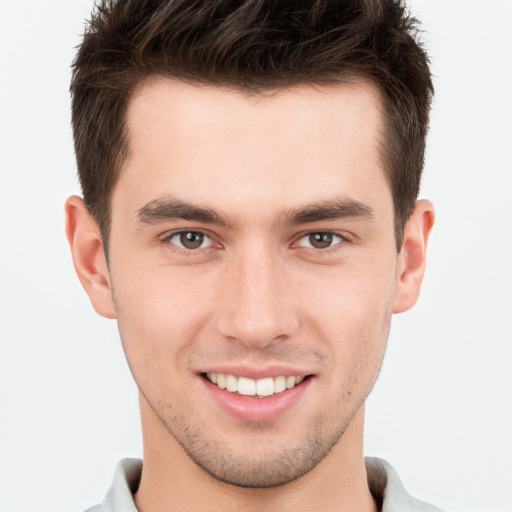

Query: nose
215 244 299 349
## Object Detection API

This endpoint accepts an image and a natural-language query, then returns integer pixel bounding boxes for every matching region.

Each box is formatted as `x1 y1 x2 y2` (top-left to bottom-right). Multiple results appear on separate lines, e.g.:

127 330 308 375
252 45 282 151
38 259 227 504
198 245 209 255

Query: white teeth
286 376 296 389
206 373 306 397
226 374 238 392
274 376 286 393
256 377 274 397
217 373 226 389
238 377 256 396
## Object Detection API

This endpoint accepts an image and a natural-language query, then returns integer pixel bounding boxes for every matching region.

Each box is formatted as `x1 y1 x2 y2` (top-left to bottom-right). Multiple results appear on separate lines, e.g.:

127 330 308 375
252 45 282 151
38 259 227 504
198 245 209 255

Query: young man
65 1 438 510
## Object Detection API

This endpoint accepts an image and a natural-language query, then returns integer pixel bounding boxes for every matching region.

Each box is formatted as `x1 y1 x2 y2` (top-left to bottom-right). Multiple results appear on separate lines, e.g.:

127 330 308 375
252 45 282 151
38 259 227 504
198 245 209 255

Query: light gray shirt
86 457 445 512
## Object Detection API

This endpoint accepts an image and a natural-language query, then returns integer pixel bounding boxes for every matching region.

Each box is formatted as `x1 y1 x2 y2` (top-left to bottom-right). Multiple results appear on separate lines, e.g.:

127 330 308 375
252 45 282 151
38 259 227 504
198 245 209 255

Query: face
106 79 400 487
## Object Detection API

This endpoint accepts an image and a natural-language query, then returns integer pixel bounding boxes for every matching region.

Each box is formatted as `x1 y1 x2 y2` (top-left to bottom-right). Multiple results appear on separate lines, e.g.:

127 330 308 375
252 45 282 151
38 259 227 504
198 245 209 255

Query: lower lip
202 376 312 423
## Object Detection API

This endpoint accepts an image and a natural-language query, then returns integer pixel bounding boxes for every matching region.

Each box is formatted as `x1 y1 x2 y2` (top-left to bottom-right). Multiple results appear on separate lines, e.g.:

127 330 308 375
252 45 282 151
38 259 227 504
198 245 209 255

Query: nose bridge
217 239 298 348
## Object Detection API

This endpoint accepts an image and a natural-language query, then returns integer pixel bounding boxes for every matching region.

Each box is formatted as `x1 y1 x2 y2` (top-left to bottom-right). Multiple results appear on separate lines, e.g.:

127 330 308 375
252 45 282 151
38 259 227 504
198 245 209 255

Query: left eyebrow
280 198 375 225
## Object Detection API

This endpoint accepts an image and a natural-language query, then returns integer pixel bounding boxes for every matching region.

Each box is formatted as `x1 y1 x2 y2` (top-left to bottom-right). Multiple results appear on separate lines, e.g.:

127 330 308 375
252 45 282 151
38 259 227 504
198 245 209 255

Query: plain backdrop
0 1 511 511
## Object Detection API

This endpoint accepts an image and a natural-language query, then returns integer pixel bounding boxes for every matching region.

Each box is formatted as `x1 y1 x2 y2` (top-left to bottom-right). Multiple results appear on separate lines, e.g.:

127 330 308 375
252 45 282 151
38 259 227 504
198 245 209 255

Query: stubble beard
141 345 388 489
141 387 365 489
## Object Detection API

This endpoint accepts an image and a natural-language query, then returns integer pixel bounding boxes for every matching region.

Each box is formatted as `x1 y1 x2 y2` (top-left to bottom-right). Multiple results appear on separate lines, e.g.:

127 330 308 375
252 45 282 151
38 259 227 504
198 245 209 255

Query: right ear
65 196 116 319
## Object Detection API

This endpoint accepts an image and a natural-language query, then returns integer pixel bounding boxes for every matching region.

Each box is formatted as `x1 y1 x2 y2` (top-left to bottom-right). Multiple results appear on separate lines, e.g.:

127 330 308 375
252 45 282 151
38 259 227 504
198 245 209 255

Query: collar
89 457 444 512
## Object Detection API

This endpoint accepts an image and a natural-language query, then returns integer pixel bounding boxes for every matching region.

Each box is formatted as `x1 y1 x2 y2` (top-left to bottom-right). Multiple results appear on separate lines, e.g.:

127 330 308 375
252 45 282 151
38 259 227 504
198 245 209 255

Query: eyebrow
135 196 374 227
136 197 231 227
280 198 375 225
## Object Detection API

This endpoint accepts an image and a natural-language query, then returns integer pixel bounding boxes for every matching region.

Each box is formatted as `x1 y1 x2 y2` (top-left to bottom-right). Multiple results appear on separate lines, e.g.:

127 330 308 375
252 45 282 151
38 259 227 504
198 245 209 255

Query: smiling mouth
204 373 309 398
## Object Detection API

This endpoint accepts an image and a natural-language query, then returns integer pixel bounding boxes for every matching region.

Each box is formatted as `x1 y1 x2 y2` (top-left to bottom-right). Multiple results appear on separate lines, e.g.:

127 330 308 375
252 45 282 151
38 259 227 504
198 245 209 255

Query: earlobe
393 199 435 314
65 196 117 319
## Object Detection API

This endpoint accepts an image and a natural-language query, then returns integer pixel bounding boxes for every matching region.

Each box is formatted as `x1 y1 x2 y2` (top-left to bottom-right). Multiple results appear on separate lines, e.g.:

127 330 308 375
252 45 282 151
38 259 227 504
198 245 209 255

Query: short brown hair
71 0 433 248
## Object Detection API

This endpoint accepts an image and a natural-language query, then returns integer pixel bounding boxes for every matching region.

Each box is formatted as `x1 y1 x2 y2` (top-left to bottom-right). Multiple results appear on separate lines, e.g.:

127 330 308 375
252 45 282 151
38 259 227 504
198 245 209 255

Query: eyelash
291 231 350 254
158 229 350 255
158 229 218 256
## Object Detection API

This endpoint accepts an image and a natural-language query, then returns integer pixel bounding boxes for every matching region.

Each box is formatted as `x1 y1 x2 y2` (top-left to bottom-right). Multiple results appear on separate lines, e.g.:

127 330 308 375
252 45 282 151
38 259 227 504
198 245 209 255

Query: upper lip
198 364 313 380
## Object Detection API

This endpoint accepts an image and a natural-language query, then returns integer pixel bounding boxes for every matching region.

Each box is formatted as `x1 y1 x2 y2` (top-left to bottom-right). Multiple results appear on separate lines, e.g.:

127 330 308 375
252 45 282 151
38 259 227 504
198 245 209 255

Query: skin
66 78 434 512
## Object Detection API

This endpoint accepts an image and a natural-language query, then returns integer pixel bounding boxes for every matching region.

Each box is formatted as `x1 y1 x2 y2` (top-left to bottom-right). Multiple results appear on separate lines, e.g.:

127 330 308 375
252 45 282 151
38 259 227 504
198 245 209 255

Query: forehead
114 78 390 222
126 78 383 152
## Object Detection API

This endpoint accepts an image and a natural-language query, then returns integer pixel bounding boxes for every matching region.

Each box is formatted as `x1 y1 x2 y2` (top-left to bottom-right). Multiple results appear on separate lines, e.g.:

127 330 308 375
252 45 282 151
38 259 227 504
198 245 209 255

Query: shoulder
83 458 142 512
366 457 446 512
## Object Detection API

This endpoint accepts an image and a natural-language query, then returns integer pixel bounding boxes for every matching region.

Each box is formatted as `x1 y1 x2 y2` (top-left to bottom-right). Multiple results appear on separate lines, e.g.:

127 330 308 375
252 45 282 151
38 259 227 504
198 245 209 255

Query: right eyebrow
135 197 231 227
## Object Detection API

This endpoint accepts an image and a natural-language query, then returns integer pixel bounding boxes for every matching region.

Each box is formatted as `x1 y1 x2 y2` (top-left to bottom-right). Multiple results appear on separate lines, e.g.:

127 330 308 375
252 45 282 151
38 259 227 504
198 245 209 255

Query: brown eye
308 232 334 249
181 232 204 249
296 232 344 250
169 231 210 250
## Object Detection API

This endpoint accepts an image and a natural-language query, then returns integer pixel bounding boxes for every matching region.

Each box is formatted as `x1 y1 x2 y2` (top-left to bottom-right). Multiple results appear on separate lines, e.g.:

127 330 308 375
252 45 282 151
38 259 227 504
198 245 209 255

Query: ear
393 199 435 314
65 196 116 319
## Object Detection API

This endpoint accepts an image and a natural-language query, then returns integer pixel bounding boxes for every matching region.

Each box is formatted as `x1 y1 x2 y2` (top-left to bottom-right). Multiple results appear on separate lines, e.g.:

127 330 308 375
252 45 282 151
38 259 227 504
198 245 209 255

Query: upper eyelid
159 228 213 240
157 228 216 249
297 232 345 246
292 229 351 243
302 230 346 238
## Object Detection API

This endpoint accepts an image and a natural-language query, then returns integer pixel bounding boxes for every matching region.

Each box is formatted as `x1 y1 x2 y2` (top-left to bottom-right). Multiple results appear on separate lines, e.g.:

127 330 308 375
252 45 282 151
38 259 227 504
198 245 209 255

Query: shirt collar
92 457 443 512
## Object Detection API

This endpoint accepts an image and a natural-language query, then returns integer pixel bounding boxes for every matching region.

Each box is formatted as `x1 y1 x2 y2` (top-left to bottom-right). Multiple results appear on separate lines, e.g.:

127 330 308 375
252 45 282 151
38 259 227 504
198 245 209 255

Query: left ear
393 199 435 314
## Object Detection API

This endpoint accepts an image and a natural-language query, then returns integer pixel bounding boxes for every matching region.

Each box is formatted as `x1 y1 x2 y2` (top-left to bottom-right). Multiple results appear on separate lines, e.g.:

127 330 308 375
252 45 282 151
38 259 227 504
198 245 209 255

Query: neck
135 396 376 512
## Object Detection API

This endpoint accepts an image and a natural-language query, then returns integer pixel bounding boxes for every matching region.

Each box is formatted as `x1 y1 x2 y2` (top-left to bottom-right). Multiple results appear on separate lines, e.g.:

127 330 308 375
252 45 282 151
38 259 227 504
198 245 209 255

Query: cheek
298 255 396 327
115 259 214 324
297 261 395 375
111 265 216 373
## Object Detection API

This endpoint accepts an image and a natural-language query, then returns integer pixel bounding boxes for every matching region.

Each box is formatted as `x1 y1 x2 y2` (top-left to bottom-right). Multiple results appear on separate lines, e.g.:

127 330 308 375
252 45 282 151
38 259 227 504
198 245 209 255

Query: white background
0 1 510 511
